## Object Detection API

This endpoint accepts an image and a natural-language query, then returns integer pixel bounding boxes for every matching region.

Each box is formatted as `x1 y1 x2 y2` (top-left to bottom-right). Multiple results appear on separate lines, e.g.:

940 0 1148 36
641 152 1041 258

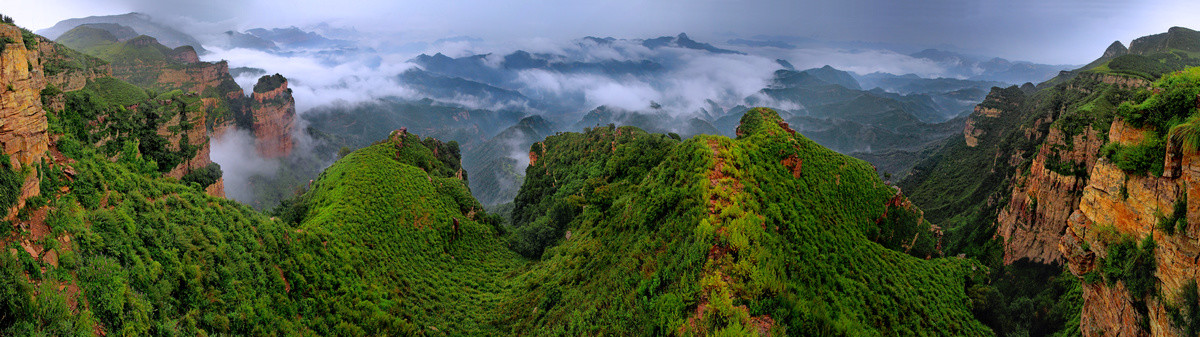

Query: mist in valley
12 0 1194 208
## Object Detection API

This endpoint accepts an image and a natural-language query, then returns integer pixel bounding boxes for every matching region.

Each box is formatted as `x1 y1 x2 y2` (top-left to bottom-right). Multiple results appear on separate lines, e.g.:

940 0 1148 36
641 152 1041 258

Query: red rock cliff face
0 25 49 169
996 73 1154 266
155 97 224 197
996 124 1107 264
1058 117 1200 337
0 25 49 218
250 77 295 158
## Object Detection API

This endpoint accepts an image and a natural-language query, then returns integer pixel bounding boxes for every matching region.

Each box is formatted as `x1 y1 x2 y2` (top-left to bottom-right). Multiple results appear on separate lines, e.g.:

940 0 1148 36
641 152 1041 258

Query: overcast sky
5 0 1199 64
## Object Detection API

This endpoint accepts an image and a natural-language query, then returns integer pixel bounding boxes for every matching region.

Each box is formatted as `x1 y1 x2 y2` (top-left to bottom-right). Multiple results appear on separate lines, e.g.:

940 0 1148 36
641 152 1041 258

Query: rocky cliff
0 25 49 218
991 72 1150 265
962 86 1025 148
249 74 295 158
1058 117 1200 336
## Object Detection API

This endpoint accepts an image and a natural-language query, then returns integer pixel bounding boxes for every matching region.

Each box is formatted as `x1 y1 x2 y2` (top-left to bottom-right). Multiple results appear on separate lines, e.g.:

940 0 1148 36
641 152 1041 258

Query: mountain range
7 10 1200 337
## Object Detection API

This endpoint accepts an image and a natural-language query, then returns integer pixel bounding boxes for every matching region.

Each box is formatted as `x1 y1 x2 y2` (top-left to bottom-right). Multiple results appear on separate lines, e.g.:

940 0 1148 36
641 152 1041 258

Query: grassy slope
501 108 989 335
282 132 521 335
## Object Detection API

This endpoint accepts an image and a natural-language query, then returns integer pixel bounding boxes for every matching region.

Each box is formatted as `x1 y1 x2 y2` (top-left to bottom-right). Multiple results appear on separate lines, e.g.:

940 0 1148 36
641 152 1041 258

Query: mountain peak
1130 26 1200 54
1103 40 1128 58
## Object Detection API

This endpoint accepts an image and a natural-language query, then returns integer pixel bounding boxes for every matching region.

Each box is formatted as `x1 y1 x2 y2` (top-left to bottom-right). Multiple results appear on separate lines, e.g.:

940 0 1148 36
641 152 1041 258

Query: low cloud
209 129 279 203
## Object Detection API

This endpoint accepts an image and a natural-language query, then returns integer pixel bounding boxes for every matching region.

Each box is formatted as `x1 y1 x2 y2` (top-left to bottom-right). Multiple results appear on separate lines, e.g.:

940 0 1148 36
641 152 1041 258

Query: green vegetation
0 154 22 211
966 262 1082 337
41 41 109 78
1 109 301 335
59 77 206 174
1103 53 1200 80
1099 235 1158 298
1096 235 1158 330
1158 192 1189 235
1167 279 1200 337
0 36 12 54
898 57 1179 336
253 73 287 93
6 104 994 335
499 108 988 335
181 162 222 188
1119 67 1200 132
1101 135 1166 176
269 131 516 334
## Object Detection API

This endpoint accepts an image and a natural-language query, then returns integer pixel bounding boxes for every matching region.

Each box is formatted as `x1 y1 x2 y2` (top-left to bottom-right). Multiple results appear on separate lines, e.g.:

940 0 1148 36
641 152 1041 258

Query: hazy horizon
7 0 1200 65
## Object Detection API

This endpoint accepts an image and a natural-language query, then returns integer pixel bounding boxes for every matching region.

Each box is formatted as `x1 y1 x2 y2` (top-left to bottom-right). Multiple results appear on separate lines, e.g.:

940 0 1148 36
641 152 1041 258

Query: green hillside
7 21 995 336
500 108 988 335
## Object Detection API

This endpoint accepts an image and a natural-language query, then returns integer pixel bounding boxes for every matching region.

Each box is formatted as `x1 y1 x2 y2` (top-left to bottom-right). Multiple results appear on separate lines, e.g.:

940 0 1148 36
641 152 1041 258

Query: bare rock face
158 99 213 181
0 25 49 219
997 125 1105 264
168 45 200 64
250 74 295 158
1059 117 1200 336
1078 282 1148 337
0 25 49 170
155 60 230 95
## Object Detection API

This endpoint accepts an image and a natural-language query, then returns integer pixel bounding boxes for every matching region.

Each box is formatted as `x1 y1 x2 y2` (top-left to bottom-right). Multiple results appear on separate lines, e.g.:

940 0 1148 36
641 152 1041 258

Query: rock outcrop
0 25 49 219
0 25 49 170
250 74 295 158
996 125 1105 264
963 86 1025 147
1058 98 1200 337
36 36 111 93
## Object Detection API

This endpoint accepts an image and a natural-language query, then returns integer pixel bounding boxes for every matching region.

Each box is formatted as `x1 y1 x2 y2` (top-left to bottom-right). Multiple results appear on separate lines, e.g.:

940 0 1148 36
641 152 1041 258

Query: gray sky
5 0 1198 64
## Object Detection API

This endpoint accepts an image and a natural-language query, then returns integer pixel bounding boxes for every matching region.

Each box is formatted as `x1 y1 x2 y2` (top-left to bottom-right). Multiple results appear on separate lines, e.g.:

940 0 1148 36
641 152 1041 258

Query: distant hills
37 12 207 53
36 12 1056 207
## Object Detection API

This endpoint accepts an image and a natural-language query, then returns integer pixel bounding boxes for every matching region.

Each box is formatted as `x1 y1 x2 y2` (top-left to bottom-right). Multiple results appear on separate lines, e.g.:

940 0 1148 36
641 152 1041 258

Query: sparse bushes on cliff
1118 67 1200 133
19 28 35 50
0 154 22 213
1102 135 1166 176
1157 192 1189 235
1167 279 1200 337
1099 235 1158 299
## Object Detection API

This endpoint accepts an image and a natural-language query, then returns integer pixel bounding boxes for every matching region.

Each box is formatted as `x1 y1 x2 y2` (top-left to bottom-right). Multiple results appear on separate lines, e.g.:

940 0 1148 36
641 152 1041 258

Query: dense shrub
1103 136 1166 176
1100 235 1158 298
0 154 22 212
1168 280 1200 337
253 73 287 93
181 162 222 188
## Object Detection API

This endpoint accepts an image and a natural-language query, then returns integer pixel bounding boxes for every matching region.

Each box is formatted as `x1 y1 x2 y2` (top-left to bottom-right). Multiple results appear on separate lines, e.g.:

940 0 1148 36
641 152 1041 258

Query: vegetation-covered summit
498 108 988 335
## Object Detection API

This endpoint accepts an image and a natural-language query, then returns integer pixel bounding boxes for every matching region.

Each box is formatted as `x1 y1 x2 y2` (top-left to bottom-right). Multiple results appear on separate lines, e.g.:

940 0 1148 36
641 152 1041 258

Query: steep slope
901 27 1200 336
271 130 518 335
1057 68 1200 337
0 22 111 217
3 110 515 334
463 115 553 206
250 74 296 158
501 108 988 335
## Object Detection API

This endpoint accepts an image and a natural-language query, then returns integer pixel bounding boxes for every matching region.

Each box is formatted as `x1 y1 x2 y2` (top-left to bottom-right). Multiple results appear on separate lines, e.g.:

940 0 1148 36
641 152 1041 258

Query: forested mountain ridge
14 9 1200 337
497 107 988 335
1 22 996 333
